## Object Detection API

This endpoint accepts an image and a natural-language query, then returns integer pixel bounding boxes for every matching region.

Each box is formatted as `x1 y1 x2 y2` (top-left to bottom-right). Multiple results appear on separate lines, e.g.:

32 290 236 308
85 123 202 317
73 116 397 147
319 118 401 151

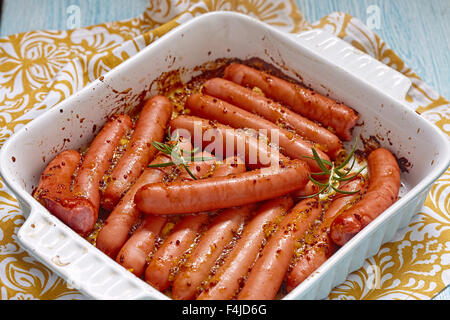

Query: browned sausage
34 150 81 203
286 177 366 292
145 214 210 292
34 150 82 231
330 148 401 246
135 159 310 215
197 196 294 300
237 198 322 300
144 156 246 291
45 115 132 237
169 115 287 169
96 153 171 258
224 63 358 141
323 177 368 222
185 93 330 172
116 216 167 277
171 204 257 300
102 96 173 211
202 78 343 158
96 137 192 259
211 156 246 177
290 181 319 199
116 152 216 277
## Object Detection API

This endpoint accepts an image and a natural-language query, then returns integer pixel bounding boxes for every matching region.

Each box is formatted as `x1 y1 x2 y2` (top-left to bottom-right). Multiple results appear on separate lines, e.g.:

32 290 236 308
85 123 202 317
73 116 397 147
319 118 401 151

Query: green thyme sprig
147 130 214 180
299 138 366 199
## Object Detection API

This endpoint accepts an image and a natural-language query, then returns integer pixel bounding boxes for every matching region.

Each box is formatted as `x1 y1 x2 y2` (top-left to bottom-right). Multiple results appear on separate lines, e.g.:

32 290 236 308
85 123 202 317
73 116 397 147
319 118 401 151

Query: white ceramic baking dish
0 12 449 300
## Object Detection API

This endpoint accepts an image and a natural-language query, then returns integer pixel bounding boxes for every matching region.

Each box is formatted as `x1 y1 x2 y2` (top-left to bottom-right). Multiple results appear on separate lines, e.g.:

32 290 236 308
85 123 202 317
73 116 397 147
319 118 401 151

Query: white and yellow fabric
0 0 448 300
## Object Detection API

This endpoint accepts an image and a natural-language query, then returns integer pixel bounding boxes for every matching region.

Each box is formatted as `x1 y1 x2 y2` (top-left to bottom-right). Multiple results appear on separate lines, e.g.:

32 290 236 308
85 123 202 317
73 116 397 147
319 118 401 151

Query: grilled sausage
44 115 132 236
102 96 173 211
237 198 322 300
330 148 401 246
224 63 358 141
171 204 257 300
197 196 294 300
34 150 83 232
290 181 319 199
96 137 191 258
116 215 167 277
116 152 216 277
34 150 81 203
202 78 343 158
185 93 330 172
145 214 210 292
96 154 171 258
145 156 246 291
134 159 310 215
286 177 366 292
169 115 287 169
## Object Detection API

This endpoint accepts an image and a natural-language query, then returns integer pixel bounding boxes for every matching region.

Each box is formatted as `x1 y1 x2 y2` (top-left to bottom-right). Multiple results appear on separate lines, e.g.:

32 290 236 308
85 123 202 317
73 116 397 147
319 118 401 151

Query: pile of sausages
34 62 401 300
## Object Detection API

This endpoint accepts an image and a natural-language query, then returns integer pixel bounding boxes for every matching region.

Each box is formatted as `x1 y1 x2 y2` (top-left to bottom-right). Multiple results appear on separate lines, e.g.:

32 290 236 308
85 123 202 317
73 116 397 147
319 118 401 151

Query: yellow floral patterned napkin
0 0 448 300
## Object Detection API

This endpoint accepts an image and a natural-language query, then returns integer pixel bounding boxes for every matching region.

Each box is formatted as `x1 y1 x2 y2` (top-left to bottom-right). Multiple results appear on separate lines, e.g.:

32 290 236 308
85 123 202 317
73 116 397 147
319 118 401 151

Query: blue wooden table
0 0 449 300
0 0 448 99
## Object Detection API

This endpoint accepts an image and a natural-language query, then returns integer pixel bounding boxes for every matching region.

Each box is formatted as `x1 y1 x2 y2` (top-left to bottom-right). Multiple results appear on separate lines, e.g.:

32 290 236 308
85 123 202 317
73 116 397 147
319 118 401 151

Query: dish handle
17 207 167 300
289 29 412 102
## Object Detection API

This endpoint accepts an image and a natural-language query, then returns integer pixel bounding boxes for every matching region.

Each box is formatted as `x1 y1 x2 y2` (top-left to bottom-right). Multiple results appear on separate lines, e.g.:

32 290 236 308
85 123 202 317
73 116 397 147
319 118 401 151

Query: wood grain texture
295 0 450 100
1 0 447 99
0 0 448 99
